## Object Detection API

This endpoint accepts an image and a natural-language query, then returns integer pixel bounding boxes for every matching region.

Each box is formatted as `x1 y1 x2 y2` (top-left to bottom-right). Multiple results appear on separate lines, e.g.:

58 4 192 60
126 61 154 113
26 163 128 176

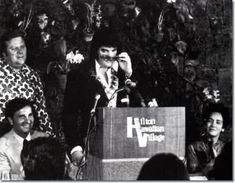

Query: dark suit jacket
62 61 140 151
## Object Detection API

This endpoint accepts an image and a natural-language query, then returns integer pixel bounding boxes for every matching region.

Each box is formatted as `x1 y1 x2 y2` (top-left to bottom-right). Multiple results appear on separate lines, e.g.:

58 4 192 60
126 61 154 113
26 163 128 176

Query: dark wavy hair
203 102 229 128
137 153 189 180
21 137 66 180
5 98 35 119
89 28 121 62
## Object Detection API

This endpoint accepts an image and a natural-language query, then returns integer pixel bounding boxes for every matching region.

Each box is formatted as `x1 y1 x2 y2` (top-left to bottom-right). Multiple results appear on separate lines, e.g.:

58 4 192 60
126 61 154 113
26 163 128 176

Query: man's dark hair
137 153 189 180
5 98 34 119
0 29 25 54
21 137 66 180
203 102 229 128
89 28 121 61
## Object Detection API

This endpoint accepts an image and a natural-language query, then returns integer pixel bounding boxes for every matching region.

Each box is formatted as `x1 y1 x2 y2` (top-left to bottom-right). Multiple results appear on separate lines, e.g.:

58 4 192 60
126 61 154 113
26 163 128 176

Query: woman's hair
137 153 189 180
203 102 229 128
21 137 66 180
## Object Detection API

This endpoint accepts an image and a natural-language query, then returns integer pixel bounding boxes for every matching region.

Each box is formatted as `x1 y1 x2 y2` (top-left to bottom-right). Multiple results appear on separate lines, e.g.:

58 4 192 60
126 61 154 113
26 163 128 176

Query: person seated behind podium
208 141 232 180
186 103 229 178
62 28 138 166
0 98 49 180
137 153 189 180
21 137 66 180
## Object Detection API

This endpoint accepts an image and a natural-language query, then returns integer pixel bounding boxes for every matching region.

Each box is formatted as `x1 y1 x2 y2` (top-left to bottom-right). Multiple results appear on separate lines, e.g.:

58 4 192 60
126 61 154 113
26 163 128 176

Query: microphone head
95 94 101 100
125 79 137 88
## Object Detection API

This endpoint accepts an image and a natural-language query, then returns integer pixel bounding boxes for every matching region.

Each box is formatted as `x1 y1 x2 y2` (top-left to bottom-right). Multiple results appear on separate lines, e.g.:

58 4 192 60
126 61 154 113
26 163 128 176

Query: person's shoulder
22 64 37 74
0 58 8 70
0 130 13 146
30 130 49 140
188 140 205 149
22 64 41 81
68 63 91 78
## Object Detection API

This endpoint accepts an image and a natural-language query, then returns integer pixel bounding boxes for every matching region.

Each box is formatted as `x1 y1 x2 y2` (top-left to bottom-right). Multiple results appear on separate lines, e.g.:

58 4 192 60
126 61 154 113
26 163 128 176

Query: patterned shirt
0 58 53 134
186 136 225 177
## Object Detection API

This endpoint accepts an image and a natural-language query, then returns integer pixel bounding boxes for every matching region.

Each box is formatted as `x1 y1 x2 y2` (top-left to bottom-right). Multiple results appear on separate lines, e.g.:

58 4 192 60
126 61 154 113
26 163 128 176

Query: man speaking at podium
62 28 138 166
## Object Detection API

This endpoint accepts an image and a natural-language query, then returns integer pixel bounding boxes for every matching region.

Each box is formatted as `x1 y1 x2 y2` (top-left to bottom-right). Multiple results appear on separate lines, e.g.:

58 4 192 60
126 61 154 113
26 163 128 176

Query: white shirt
12 130 31 145
95 60 119 107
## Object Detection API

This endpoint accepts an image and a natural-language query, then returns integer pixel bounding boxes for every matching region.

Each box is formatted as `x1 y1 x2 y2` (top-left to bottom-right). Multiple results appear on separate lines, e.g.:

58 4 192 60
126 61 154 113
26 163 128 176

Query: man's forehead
99 46 117 50
15 105 33 115
6 36 25 45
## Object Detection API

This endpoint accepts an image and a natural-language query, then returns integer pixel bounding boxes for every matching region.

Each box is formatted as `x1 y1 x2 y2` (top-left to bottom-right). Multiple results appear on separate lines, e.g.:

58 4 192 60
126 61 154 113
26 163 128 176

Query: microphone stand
76 95 100 180
84 94 101 159
106 87 127 107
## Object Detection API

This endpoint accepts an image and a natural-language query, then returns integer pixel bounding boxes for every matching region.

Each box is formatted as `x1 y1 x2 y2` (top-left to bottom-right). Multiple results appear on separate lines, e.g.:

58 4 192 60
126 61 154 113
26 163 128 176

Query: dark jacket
62 61 140 151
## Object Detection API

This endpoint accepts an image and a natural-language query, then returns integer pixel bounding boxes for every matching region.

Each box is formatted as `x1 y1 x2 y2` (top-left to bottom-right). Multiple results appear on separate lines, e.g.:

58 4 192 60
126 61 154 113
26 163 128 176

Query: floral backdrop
0 0 233 143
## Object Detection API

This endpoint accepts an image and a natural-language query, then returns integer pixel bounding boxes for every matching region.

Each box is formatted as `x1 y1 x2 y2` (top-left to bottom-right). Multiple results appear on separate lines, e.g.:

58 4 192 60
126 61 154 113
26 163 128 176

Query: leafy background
0 0 233 143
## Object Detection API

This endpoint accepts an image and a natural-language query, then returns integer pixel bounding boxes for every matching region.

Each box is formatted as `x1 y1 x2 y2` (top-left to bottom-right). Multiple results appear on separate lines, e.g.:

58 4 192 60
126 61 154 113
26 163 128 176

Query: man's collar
12 129 31 143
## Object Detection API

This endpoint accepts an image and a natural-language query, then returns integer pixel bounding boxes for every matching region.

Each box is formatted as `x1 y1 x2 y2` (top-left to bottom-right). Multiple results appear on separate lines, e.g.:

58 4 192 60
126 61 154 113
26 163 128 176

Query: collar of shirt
95 60 118 86
1 59 29 76
95 60 118 107
12 129 31 144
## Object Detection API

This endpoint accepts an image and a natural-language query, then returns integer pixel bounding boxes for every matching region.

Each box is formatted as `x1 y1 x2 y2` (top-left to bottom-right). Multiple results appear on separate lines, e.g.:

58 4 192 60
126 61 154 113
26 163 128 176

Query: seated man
21 137 66 180
0 98 49 180
186 103 229 178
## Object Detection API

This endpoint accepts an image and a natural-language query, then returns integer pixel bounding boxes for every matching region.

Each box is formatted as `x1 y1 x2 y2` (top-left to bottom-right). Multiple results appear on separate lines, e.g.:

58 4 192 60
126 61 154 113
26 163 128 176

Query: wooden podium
84 107 185 180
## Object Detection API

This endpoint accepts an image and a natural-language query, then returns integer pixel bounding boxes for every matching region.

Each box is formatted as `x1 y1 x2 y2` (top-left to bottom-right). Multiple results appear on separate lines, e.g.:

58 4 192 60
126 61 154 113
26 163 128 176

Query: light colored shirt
95 60 119 107
0 130 31 180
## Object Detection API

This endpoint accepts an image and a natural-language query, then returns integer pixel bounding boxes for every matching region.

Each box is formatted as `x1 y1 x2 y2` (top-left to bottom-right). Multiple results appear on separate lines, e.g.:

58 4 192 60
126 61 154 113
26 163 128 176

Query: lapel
4 130 23 170
87 66 109 104
86 63 127 107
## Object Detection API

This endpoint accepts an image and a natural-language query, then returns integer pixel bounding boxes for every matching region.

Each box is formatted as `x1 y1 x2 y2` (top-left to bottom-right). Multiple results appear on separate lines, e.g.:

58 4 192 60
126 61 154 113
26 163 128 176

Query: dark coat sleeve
62 69 86 151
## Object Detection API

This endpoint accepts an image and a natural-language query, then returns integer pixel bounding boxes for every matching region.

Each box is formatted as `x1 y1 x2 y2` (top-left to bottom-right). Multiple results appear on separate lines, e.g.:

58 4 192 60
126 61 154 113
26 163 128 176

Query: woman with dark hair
186 102 230 179
137 153 189 180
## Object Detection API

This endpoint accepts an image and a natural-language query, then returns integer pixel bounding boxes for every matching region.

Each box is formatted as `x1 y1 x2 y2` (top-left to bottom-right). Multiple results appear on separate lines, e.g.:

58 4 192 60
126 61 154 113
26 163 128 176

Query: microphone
90 94 101 115
125 79 137 88
135 92 146 107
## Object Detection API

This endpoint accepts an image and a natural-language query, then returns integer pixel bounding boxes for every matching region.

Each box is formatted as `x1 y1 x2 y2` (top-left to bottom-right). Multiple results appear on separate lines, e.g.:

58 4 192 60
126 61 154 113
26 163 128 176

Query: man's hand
30 130 49 140
117 52 132 78
71 150 84 166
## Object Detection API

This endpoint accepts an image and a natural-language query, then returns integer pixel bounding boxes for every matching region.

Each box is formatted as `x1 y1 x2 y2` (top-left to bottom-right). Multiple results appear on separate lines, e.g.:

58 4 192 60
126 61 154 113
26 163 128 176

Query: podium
84 107 185 180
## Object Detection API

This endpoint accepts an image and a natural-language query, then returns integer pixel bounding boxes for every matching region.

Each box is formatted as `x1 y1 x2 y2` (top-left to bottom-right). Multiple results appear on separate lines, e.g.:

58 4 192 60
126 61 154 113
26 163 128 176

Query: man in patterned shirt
0 29 53 136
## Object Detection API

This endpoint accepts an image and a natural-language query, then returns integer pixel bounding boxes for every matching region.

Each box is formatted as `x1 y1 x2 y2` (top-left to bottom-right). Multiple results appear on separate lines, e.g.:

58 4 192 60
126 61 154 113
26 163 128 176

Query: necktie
109 68 118 91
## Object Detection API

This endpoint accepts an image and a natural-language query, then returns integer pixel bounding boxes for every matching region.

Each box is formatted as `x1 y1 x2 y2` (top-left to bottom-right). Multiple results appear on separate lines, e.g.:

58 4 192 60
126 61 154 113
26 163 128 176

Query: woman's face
206 112 224 138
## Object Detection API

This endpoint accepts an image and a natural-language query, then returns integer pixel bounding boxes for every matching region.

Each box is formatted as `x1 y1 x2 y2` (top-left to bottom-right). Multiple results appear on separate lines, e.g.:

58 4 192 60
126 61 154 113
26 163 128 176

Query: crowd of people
0 26 232 181
0 0 232 181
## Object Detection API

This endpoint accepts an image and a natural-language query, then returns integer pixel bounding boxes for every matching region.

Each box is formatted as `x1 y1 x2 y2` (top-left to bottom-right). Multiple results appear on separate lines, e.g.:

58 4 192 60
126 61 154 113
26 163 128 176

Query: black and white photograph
0 0 233 181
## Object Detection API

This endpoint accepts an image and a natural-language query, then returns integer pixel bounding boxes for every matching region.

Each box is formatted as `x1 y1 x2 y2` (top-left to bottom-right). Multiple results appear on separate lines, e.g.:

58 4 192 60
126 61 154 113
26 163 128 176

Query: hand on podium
71 150 85 166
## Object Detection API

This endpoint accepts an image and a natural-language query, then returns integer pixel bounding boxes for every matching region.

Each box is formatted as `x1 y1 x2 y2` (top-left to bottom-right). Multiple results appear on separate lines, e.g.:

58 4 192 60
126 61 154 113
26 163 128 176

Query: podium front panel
89 107 185 159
